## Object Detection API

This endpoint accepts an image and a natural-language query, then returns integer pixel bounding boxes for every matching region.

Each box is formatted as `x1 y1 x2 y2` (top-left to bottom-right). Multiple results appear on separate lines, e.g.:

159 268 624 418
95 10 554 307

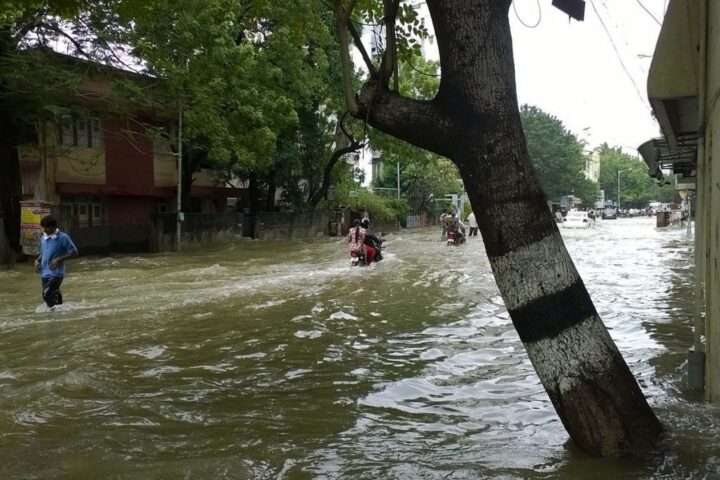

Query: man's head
40 214 58 235
361 218 369 229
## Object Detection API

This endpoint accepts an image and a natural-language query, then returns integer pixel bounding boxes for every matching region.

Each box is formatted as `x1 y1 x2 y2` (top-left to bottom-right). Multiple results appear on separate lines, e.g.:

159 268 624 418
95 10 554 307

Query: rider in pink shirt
346 219 376 263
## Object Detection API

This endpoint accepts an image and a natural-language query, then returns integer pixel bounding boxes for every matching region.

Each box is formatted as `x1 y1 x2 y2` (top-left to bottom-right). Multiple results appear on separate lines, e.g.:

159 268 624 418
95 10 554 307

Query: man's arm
49 249 77 270
49 238 78 270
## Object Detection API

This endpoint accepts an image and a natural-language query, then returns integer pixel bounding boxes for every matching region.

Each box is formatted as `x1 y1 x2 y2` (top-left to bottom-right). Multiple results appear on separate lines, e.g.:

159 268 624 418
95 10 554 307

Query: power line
589 0 650 112
512 0 542 29
599 0 648 77
635 0 662 26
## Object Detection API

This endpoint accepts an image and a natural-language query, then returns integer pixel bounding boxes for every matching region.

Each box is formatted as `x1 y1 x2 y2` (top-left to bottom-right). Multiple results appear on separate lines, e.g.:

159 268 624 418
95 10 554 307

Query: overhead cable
512 0 542 28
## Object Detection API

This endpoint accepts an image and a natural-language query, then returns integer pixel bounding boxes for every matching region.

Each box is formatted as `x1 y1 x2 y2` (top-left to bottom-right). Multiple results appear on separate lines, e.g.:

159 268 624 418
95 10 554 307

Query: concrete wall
150 212 243 252
704 0 720 401
254 212 329 240
154 152 176 187
104 119 154 189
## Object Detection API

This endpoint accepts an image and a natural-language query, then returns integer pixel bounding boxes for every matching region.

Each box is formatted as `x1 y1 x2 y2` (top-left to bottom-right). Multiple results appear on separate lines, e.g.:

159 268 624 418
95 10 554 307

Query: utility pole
176 102 183 252
396 162 400 199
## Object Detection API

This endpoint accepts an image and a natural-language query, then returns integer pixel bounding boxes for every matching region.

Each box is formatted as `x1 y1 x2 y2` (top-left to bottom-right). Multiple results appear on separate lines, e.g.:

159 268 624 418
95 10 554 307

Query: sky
509 0 665 153
357 1 666 183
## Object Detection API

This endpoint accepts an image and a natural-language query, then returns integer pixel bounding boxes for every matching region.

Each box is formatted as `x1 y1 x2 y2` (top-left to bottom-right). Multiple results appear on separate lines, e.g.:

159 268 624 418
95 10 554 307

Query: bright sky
358 1 665 183
510 0 664 152
406 0 664 153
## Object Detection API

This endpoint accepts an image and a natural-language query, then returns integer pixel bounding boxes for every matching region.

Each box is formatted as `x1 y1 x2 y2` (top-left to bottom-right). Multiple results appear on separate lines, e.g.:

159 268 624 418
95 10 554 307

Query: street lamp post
617 169 629 209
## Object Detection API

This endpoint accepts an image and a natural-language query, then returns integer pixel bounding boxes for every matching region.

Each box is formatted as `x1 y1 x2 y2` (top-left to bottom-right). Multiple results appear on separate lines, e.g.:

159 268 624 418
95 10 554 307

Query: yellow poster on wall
20 202 51 255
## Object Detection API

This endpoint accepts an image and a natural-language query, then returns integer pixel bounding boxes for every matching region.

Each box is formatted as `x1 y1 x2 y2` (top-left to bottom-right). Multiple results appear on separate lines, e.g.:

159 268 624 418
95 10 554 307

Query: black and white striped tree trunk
344 0 663 455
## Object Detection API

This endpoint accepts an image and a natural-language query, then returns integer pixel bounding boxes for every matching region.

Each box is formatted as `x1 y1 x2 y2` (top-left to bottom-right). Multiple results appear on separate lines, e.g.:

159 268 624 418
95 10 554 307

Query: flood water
1 217 718 479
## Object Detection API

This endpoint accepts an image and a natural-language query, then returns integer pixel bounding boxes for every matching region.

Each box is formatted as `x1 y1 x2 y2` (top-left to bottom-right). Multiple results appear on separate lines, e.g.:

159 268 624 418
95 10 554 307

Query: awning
637 136 697 184
646 0 701 151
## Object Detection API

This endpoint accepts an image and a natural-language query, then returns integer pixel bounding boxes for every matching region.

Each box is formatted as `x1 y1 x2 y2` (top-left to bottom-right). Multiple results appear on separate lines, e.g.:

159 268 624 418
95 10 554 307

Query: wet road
0 217 717 479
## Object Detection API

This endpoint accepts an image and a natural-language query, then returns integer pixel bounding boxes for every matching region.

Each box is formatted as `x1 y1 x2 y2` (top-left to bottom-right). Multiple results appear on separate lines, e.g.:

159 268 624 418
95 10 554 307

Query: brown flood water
0 217 717 479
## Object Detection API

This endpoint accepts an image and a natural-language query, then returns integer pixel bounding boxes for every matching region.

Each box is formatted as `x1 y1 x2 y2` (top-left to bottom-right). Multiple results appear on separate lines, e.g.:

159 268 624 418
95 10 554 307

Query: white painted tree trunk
344 0 663 455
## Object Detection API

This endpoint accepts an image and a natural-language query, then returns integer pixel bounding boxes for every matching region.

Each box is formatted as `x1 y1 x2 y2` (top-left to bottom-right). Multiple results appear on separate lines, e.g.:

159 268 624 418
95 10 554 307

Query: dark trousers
469 227 478 236
41 276 64 308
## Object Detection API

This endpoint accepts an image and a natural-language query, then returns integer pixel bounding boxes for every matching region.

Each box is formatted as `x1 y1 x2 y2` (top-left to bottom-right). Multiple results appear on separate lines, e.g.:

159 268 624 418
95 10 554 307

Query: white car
562 210 593 229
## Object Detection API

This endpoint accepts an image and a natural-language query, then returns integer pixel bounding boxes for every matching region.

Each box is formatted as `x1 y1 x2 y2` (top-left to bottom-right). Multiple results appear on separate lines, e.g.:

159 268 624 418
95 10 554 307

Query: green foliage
373 157 461 215
124 0 292 170
596 143 677 207
520 104 598 205
354 189 396 221
326 169 397 221
0 0 89 27
362 53 459 216
353 0 430 64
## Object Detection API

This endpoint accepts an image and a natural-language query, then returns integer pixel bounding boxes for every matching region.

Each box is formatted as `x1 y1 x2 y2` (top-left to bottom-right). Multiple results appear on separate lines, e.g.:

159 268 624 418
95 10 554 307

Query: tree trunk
0 30 21 256
307 143 360 209
243 172 259 238
0 114 21 255
181 147 202 212
265 172 276 211
345 0 662 455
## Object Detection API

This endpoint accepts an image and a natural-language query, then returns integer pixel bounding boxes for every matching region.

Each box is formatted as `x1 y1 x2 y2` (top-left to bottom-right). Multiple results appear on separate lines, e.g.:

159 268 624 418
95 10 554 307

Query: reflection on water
1 217 718 479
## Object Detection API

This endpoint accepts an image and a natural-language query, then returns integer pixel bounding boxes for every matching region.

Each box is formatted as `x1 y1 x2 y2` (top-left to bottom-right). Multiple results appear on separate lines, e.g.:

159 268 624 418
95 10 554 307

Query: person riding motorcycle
347 219 376 264
360 218 382 261
445 212 466 243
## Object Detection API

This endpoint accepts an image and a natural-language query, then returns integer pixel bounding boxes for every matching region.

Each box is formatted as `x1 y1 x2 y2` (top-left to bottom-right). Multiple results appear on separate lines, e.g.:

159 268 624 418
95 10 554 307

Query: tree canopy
520 104 597 205
595 143 676 207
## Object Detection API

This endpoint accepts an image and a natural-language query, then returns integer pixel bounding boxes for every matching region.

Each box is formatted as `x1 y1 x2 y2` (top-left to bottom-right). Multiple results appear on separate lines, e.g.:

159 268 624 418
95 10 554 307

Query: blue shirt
39 230 78 278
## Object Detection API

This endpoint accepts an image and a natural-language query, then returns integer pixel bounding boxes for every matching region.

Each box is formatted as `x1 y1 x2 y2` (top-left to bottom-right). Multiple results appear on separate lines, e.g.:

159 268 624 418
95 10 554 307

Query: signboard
20 202 51 255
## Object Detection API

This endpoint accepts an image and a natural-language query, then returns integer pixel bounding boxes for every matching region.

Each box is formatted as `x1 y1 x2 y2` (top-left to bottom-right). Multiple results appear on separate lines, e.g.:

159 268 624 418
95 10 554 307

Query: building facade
17 60 245 253
641 0 720 401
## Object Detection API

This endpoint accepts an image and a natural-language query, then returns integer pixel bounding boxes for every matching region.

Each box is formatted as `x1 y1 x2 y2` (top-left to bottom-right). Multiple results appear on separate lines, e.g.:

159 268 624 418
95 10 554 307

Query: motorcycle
350 235 384 267
446 230 466 246
350 248 367 267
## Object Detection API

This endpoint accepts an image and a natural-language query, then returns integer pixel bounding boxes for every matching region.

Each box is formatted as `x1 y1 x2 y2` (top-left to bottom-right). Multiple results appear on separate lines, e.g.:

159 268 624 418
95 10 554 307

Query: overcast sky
359 1 666 183
510 0 664 153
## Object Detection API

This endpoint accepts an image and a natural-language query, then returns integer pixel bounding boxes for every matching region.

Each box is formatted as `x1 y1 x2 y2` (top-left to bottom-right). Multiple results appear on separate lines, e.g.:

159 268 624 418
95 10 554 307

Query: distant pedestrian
466 211 478 236
439 211 448 239
34 215 78 309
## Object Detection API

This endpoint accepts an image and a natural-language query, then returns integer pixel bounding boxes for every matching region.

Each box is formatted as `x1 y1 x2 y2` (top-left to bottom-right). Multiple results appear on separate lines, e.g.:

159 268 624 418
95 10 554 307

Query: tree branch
348 21 377 79
42 22 93 60
334 0 359 114
356 86 458 158
378 0 400 88
308 112 365 208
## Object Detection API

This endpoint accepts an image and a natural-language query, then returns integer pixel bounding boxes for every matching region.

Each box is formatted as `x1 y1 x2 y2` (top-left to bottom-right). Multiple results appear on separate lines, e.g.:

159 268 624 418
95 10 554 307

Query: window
59 117 103 148
90 118 102 147
77 203 89 228
91 203 103 226
61 195 104 228
61 117 74 146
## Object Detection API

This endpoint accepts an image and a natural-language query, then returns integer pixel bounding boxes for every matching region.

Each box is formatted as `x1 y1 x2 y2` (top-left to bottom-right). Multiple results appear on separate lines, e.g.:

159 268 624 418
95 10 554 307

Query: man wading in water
33 215 78 309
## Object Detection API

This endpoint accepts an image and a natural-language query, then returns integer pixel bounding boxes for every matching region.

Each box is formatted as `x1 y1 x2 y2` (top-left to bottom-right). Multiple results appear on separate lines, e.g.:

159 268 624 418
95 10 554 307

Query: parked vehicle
602 206 618 220
563 210 593 229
